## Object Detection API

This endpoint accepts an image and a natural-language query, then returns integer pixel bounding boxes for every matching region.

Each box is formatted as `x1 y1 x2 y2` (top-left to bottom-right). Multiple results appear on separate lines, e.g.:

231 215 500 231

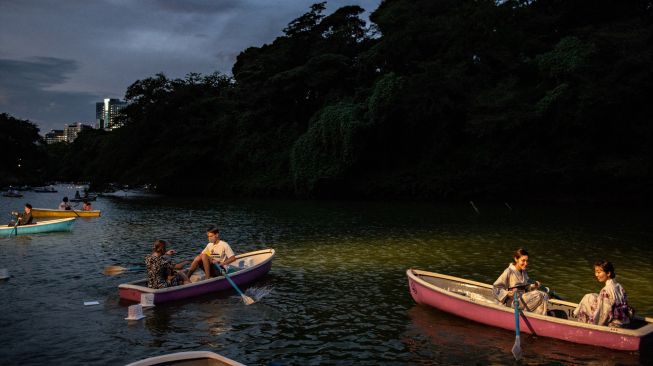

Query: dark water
1 185 652 365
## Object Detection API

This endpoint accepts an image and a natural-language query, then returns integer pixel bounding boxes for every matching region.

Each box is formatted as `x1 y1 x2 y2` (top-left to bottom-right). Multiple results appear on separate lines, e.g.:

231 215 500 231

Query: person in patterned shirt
145 239 190 289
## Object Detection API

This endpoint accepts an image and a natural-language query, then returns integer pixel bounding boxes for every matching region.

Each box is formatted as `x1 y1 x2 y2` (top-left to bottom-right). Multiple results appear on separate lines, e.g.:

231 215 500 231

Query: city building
96 98 127 130
45 129 65 144
64 122 93 142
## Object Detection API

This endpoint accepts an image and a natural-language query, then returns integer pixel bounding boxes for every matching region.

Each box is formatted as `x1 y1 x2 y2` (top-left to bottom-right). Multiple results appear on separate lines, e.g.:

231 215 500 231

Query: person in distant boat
74 190 81 199
58 196 71 210
186 226 236 280
145 239 190 288
493 248 549 315
8 203 34 226
573 260 633 327
82 200 93 211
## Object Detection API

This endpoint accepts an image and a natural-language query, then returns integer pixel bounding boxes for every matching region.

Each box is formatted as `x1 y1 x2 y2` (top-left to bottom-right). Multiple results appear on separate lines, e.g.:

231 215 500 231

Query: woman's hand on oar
103 265 144 276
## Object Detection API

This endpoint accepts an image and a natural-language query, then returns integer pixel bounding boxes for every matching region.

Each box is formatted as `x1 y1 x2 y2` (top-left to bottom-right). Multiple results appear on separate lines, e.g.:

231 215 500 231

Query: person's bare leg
201 254 212 278
187 254 202 277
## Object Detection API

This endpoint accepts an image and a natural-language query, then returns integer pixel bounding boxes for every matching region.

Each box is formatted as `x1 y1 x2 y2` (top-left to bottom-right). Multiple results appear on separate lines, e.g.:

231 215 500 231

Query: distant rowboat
0 217 76 236
125 351 246 366
31 208 101 218
70 195 97 202
407 268 653 351
33 186 58 193
119 249 275 304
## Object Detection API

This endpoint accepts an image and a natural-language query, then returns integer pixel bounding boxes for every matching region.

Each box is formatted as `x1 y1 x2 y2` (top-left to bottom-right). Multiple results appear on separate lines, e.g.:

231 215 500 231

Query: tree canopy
6 0 653 202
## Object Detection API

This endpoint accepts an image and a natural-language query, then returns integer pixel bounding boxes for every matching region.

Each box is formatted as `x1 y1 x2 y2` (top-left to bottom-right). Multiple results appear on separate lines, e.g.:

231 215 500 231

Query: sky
0 0 382 134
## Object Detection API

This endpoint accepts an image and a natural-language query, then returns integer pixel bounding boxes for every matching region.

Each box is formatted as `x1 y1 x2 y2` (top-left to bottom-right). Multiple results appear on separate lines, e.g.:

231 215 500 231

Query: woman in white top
493 248 549 315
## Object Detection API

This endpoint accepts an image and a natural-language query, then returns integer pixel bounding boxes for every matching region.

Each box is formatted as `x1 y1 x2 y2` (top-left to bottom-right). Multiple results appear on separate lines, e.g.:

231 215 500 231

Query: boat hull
31 208 101 218
125 351 245 366
119 249 275 304
407 269 653 351
0 217 76 236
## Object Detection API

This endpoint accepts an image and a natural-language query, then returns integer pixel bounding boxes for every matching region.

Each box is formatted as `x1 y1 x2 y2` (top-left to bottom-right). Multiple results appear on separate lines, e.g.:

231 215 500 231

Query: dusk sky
0 0 381 134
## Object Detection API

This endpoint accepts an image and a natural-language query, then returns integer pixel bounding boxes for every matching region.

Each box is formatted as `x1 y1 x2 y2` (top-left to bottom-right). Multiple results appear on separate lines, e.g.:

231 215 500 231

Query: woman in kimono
573 260 633 327
493 248 549 315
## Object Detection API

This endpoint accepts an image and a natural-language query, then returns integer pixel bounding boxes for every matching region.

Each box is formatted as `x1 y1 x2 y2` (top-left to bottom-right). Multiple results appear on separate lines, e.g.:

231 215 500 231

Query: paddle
104 257 190 276
69 204 81 218
214 263 255 305
10 211 19 236
512 290 522 360
104 265 144 276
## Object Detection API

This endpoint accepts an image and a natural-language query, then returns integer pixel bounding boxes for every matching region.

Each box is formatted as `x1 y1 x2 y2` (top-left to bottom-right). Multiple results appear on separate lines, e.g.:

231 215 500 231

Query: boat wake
245 286 273 301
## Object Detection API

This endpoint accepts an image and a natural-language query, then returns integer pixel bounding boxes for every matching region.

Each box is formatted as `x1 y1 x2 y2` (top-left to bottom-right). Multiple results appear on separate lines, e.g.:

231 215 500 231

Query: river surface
1 185 652 365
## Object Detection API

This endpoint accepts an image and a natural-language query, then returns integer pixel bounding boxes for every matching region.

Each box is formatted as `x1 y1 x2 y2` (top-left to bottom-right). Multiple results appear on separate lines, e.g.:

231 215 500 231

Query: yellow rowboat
31 208 101 218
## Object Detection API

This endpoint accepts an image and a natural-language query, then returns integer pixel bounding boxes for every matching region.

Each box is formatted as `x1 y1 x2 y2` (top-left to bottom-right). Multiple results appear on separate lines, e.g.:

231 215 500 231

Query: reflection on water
405 305 644 365
1 186 652 365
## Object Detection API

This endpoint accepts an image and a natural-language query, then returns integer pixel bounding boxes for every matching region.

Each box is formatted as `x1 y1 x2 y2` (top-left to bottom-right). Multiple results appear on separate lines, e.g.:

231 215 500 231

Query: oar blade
241 294 255 305
103 266 128 275
512 335 522 360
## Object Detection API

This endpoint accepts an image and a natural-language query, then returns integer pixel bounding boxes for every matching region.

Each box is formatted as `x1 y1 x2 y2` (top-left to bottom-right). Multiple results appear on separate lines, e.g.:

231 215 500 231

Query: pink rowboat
119 249 275 304
407 268 653 351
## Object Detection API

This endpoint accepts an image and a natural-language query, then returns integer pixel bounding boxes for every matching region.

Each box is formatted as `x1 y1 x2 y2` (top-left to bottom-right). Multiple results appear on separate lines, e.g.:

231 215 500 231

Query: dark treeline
3 0 653 202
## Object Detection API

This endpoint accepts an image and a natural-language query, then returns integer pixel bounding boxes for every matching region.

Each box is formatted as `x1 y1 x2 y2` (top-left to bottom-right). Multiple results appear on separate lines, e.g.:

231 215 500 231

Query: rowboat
407 269 653 351
33 186 58 193
31 207 101 218
0 217 76 236
125 351 245 366
70 195 97 202
119 249 275 304
2 190 22 197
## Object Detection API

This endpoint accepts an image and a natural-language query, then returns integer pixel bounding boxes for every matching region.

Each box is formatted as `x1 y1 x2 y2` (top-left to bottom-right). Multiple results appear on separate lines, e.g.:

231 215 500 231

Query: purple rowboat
407 268 653 351
119 249 275 304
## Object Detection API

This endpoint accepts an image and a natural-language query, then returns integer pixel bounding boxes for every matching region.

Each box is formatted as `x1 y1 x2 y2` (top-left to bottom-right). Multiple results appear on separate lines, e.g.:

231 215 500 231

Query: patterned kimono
145 254 180 289
493 263 549 315
573 278 632 327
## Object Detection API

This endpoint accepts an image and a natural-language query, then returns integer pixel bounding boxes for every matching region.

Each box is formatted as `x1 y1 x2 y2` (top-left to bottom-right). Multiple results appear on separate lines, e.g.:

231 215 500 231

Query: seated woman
573 260 633 327
145 239 190 289
493 248 549 315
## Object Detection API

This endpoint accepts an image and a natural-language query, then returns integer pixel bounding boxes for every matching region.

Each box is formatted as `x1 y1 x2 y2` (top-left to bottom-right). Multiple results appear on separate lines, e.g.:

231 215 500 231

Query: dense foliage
0 113 46 186
6 0 653 201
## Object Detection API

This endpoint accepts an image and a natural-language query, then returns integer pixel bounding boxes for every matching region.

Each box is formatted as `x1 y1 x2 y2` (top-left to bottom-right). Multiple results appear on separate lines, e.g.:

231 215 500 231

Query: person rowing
186 225 236 280
493 248 549 315
8 203 34 226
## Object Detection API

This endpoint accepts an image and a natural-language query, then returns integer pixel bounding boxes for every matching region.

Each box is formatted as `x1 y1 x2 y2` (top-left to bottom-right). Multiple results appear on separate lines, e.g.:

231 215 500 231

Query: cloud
151 0 241 14
0 0 382 134
0 57 100 132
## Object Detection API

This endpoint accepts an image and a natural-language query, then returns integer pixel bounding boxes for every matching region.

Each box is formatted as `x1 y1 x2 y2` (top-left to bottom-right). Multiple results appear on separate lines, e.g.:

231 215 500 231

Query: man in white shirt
186 226 236 279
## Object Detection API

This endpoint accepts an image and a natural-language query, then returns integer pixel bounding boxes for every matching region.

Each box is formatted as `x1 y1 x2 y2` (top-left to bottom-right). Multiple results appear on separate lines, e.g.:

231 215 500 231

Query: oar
69 205 81 218
214 264 255 305
103 265 144 276
10 212 19 236
512 290 522 360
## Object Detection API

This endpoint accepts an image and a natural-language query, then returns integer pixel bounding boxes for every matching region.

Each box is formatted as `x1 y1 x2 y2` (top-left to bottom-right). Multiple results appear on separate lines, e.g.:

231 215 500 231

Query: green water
1 189 651 365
